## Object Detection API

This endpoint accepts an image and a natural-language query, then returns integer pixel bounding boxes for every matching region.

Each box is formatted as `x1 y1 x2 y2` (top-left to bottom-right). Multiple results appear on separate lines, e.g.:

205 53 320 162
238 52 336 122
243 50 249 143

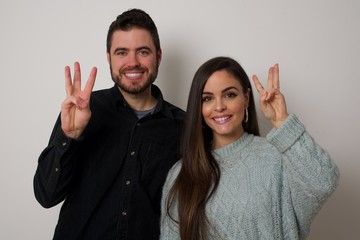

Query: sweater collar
212 132 253 161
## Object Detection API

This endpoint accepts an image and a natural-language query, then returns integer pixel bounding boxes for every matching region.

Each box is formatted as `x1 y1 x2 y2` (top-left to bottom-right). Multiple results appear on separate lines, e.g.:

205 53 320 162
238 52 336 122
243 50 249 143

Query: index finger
273 63 280 89
251 74 265 93
83 67 97 98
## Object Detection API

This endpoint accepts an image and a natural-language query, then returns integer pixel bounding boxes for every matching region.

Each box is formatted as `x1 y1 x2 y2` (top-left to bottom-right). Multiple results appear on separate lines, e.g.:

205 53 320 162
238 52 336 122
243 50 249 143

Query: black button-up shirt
34 84 185 240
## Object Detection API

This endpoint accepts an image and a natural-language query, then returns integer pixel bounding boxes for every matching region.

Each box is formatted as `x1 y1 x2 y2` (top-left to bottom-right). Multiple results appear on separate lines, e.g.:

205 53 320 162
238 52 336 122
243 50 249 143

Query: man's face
107 28 162 95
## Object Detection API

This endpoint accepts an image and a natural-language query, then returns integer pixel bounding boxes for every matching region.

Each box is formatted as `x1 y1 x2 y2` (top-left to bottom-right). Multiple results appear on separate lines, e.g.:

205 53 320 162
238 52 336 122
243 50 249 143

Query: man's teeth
125 73 142 77
214 116 230 122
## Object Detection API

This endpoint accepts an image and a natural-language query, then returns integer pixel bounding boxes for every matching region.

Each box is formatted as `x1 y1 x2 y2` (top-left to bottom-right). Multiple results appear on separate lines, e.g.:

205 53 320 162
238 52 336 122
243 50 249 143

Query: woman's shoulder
243 134 282 166
247 134 278 152
164 160 182 186
169 160 182 174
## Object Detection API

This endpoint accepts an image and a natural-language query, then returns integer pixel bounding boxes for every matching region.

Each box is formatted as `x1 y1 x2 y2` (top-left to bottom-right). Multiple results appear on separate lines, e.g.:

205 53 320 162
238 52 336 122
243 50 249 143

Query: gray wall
1 0 359 239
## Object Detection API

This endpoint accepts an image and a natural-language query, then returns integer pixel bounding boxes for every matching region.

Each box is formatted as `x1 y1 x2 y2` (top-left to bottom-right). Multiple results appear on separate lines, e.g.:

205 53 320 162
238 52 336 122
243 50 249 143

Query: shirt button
122 211 127 216
125 180 131 185
55 168 59 172
136 123 140 127
130 151 135 156
62 142 67 146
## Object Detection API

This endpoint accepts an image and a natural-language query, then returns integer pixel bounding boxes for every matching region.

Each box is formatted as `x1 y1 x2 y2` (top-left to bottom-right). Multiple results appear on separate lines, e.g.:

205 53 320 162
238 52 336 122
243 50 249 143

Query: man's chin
112 75 156 95
118 84 149 95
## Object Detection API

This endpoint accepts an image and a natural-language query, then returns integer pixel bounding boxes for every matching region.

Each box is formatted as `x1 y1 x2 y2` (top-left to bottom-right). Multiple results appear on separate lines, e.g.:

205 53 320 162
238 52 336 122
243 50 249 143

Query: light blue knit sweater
160 114 339 240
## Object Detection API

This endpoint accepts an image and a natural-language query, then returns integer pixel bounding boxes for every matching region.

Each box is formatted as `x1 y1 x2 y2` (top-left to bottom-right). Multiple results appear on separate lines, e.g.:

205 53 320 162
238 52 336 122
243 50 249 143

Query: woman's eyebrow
202 86 239 95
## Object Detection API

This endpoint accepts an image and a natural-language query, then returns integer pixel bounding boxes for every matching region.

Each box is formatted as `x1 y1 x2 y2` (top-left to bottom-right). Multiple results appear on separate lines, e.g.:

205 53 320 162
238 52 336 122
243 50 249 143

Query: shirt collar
110 84 175 119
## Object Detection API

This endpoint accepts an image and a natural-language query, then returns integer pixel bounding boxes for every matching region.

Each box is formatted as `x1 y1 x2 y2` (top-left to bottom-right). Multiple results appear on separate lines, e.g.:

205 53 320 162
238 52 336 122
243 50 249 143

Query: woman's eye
225 92 237 98
202 96 212 102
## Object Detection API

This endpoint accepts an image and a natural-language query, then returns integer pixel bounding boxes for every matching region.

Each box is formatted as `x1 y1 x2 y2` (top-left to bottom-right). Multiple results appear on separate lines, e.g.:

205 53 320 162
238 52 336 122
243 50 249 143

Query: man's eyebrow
113 47 128 53
113 46 153 53
136 46 153 52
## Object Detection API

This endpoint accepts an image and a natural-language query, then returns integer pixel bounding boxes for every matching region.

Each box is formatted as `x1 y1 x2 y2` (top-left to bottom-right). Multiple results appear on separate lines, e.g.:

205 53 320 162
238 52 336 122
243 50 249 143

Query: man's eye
138 50 149 56
115 51 126 56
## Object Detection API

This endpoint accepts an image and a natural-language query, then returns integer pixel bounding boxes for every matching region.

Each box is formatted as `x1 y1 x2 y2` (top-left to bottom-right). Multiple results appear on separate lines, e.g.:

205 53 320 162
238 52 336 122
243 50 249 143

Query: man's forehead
110 29 155 50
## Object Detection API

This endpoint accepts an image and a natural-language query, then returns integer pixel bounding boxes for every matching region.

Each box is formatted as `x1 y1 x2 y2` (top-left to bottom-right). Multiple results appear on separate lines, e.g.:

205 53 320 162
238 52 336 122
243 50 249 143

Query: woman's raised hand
252 64 288 128
61 62 97 139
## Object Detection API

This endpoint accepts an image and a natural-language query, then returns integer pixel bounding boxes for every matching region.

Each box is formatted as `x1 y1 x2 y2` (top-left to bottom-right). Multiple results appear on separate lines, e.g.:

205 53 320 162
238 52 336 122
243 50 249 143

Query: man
34 9 185 240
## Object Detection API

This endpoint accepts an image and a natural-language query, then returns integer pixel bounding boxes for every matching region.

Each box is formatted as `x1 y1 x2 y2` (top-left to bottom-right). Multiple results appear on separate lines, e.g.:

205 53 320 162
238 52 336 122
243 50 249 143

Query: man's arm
33 62 97 208
33 116 78 208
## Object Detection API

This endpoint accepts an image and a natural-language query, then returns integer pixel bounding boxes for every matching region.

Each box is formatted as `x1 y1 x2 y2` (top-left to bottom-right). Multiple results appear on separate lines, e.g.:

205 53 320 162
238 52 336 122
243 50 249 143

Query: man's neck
119 87 157 111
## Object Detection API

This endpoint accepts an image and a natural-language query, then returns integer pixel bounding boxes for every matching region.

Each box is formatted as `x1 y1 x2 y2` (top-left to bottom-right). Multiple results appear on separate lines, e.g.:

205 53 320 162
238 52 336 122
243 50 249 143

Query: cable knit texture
160 114 339 240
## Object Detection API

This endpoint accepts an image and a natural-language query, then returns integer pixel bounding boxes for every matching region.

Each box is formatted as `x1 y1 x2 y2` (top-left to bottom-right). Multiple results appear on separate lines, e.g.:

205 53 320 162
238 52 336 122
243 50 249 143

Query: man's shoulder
163 100 185 119
91 86 113 97
164 101 185 114
89 86 117 105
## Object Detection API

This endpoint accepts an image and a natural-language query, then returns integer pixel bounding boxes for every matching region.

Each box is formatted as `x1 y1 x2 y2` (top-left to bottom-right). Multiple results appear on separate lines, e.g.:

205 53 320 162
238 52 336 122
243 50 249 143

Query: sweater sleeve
33 114 79 208
160 161 182 240
266 114 340 238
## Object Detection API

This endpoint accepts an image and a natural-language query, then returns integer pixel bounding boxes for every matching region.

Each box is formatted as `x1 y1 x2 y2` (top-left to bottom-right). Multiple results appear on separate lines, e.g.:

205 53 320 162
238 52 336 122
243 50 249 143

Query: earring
244 108 248 123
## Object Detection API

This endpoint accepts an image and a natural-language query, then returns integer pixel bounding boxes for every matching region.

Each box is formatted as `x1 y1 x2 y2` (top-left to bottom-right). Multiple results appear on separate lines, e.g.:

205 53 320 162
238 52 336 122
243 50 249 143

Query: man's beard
110 65 158 95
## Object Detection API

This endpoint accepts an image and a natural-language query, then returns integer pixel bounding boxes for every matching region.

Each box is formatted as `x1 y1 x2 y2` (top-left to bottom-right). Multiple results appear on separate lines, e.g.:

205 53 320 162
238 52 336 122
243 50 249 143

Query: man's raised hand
61 62 97 139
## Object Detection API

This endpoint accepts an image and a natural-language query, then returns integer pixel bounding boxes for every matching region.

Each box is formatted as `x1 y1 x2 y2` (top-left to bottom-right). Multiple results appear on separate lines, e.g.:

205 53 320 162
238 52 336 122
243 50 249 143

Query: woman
160 57 339 240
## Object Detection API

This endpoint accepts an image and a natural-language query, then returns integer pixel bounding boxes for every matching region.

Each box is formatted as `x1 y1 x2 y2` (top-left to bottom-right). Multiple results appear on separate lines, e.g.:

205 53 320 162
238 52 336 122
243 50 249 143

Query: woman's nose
215 99 226 112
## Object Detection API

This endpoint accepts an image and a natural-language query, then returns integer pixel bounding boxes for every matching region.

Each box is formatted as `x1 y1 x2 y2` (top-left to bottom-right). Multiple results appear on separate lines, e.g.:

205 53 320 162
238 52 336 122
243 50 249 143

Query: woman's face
202 70 249 149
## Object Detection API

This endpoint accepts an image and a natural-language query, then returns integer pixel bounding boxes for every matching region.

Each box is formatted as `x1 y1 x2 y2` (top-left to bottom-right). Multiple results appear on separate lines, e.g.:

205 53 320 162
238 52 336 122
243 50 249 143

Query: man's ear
106 52 110 64
157 49 162 66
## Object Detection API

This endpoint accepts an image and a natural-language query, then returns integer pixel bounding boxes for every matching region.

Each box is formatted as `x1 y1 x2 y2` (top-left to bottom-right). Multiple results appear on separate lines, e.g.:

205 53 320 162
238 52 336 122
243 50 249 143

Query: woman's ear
245 88 251 107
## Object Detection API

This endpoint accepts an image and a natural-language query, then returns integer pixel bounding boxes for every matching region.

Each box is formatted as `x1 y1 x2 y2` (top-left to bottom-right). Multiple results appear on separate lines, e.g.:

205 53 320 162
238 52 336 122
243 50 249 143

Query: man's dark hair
106 9 161 53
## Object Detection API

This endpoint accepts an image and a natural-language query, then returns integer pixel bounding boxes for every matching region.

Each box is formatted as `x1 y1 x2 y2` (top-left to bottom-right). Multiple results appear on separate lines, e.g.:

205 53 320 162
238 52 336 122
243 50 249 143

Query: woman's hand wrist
272 114 289 128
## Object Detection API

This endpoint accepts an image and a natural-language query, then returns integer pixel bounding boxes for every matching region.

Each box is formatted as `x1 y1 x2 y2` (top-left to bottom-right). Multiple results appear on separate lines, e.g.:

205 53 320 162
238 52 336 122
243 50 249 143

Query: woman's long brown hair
166 57 260 239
